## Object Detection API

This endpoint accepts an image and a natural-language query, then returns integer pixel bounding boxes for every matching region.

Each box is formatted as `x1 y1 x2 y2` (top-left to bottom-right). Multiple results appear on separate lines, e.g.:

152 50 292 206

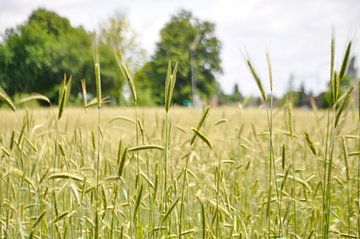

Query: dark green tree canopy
28 9 72 36
0 8 125 103
136 9 222 105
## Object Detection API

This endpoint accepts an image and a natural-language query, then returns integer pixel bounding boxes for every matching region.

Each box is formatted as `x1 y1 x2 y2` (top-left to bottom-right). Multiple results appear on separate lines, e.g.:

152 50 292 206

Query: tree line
0 8 222 106
0 8 357 108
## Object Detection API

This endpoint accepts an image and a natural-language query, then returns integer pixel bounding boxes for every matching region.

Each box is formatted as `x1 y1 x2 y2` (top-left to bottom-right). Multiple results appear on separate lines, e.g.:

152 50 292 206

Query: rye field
0 103 359 238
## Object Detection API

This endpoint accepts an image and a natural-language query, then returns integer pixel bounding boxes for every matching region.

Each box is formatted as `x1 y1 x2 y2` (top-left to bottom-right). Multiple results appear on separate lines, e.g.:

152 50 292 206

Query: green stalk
163 61 177 224
341 137 351 235
287 101 298 236
321 110 331 237
95 91 101 239
266 87 283 236
178 150 190 239
357 94 360 237
164 112 170 210
324 111 336 239
266 51 282 237
133 84 140 237
94 59 102 239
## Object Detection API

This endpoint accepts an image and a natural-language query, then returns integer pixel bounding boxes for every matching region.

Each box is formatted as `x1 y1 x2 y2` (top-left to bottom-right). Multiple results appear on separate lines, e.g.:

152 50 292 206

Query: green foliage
134 62 158 106
279 91 302 107
320 74 354 108
217 83 243 105
136 9 222 105
0 9 130 104
98 11 145 72
320 91 332 108
320 44 357 109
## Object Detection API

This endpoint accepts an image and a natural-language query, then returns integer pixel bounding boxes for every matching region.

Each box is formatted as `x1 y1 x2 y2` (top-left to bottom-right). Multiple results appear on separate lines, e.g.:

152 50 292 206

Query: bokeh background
0 0 359 106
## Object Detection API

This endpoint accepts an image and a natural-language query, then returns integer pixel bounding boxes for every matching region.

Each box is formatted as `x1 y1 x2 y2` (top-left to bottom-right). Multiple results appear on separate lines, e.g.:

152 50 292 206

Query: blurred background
0 0 359 107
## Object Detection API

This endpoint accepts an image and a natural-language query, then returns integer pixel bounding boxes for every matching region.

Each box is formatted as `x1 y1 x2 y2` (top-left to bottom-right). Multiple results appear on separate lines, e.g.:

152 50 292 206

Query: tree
0 9 135 104
227 83 243 103
298 82 306 107
216 83 243 105
98 11 145 73
136 9 222 105
319 55 358 109
97 12 146 105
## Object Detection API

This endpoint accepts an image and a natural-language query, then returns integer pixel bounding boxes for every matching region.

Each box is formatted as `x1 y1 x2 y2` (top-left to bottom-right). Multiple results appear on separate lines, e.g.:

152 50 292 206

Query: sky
0 0 359 97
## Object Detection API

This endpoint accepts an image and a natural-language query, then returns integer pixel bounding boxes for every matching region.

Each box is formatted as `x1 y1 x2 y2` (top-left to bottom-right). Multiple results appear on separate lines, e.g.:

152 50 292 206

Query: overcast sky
0 0 359 96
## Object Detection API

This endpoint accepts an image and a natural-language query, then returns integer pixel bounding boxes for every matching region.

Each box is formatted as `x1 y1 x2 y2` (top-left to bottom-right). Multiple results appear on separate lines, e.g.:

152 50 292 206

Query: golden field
0 106 359 238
